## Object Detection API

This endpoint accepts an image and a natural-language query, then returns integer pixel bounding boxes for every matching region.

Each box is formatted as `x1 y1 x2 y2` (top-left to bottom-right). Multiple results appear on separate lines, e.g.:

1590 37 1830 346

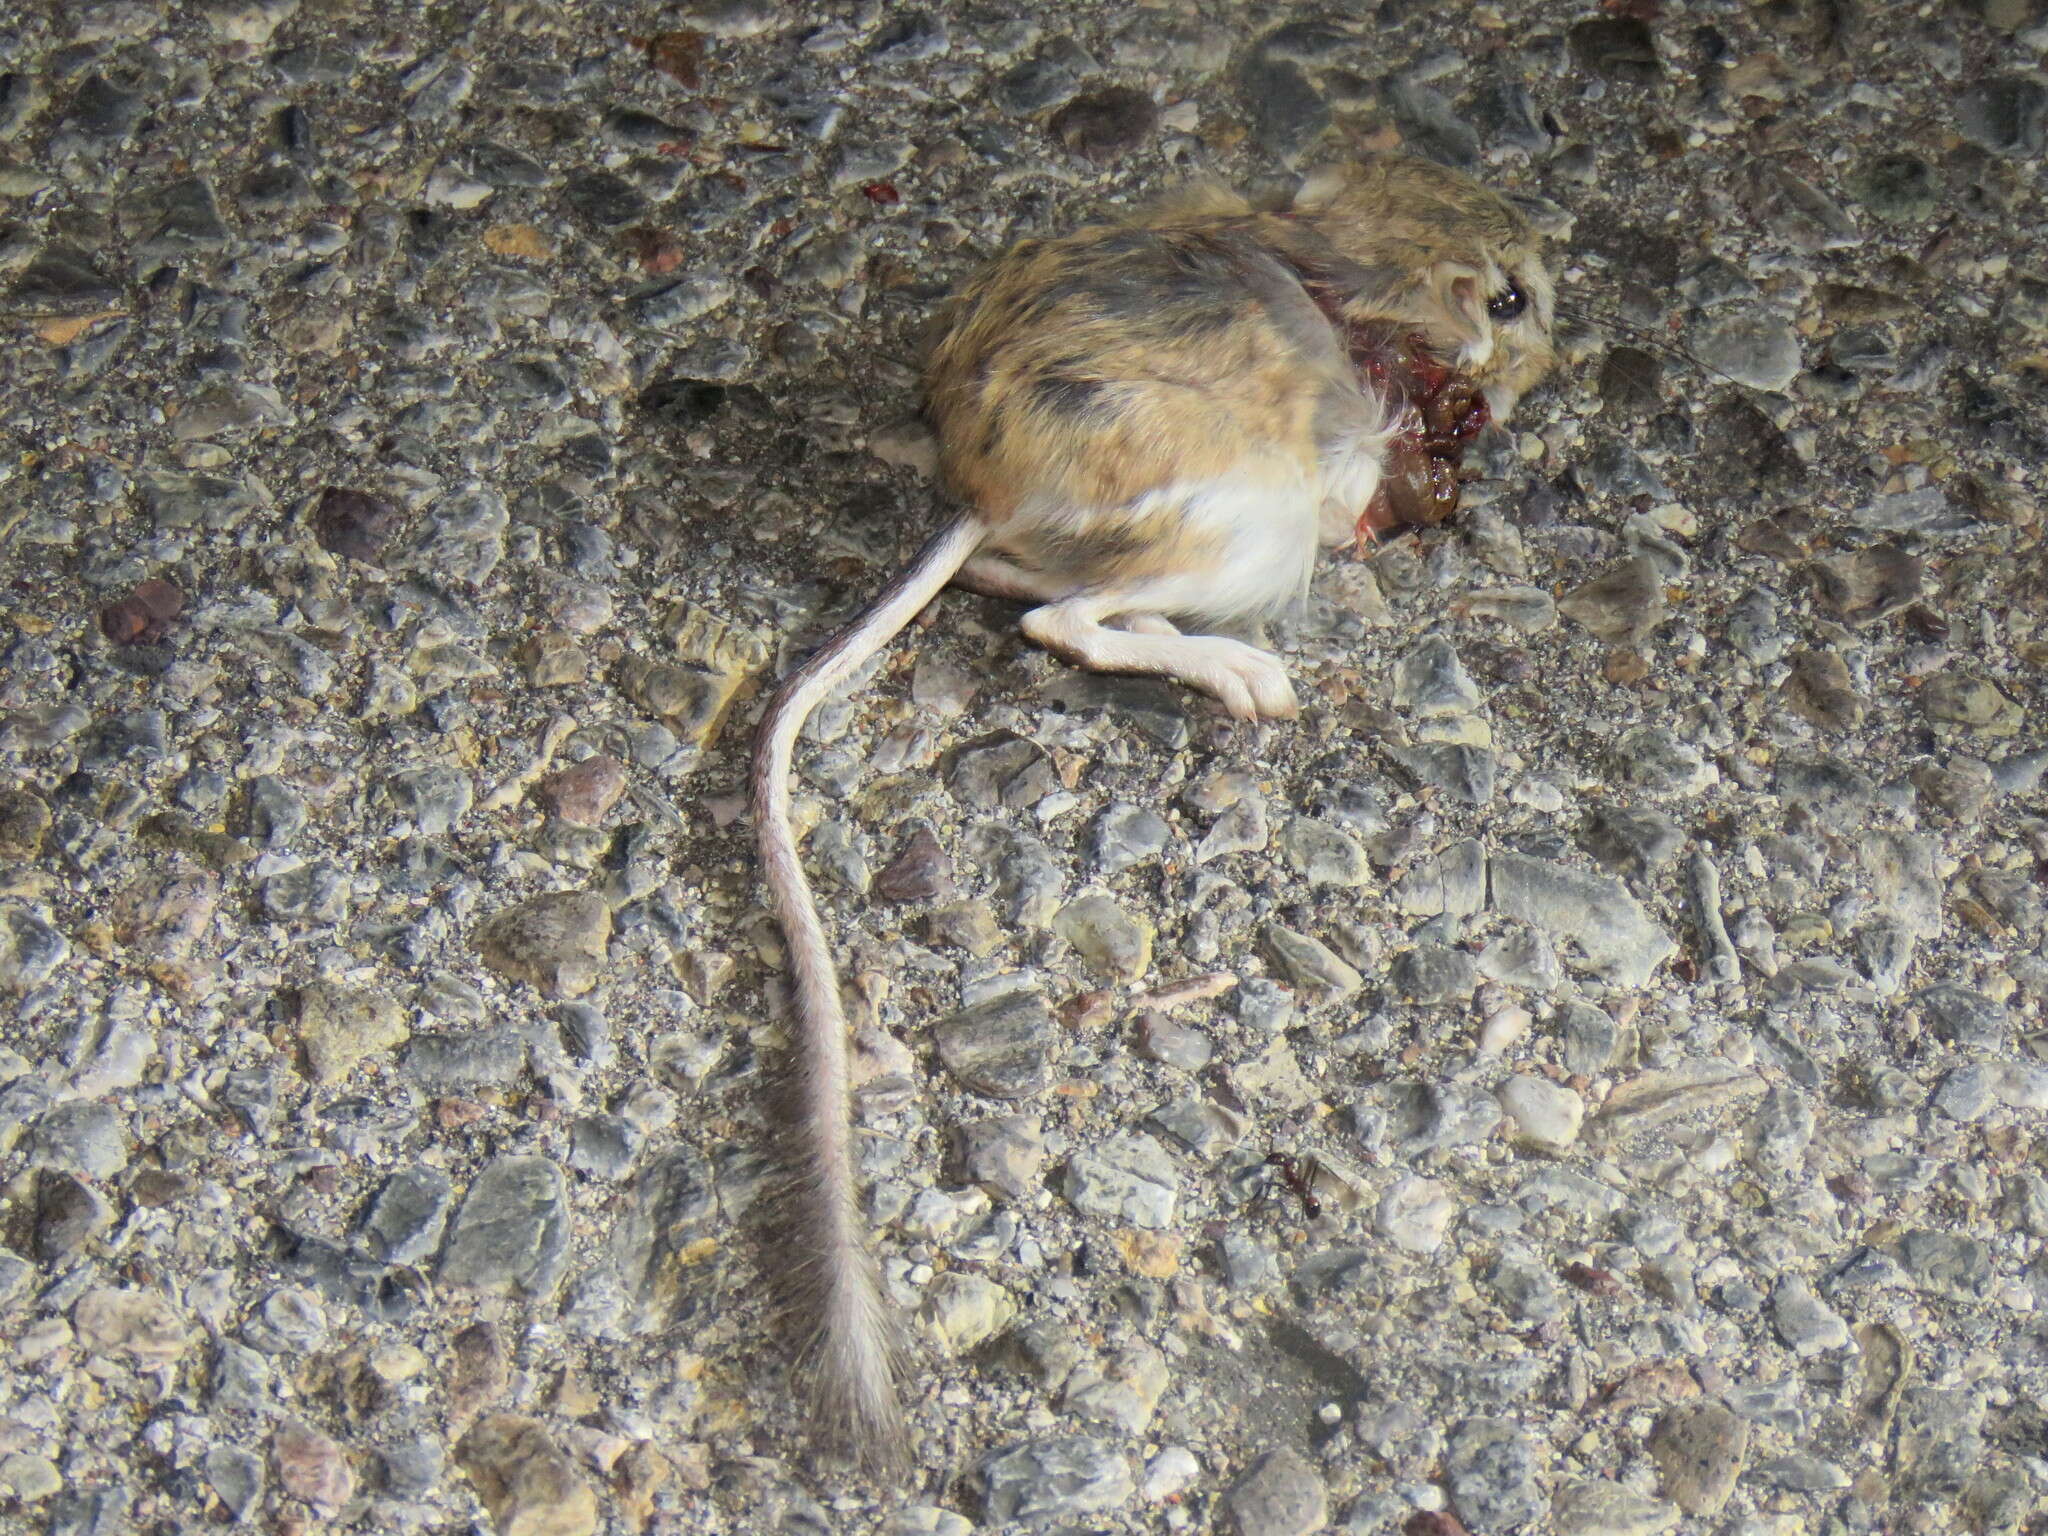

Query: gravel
2 0 2045 1531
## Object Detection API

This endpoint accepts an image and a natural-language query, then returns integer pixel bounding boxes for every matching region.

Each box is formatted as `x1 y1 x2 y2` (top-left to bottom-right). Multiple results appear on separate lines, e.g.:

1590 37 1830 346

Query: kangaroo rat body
750 153 1557 1467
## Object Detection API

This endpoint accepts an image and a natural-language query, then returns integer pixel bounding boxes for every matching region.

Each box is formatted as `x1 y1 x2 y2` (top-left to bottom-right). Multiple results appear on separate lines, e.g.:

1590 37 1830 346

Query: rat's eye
1486 282 1526 322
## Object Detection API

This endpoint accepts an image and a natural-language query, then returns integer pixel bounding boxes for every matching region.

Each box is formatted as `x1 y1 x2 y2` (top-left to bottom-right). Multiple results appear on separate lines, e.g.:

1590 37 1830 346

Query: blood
1345 327 1492 548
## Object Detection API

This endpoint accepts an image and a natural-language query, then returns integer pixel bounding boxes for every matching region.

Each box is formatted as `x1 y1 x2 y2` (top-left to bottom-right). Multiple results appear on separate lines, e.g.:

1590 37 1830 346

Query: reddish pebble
100 577 184 644
873 825 953 904
622 226 686 274
272 1420 354 1512
1562 1261 1624 1297
537 756 628 827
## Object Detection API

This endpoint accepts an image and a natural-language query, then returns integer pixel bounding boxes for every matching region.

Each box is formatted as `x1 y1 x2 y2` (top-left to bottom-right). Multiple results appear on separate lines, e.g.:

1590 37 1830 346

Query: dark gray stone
358 1167 454 1265
1957 73 2048 157
935 991 1056 1100
440 1157 571 1299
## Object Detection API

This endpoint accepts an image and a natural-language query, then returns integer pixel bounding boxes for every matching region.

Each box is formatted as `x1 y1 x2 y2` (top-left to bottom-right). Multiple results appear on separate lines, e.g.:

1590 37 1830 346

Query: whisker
1551 299 1754 393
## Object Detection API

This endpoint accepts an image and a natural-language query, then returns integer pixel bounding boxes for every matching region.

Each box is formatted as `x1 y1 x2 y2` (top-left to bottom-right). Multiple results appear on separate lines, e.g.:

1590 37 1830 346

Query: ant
1264 1151 1324 1220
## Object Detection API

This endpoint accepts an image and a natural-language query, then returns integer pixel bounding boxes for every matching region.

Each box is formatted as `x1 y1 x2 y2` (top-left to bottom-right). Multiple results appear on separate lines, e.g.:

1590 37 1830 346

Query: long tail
748 513 984 1471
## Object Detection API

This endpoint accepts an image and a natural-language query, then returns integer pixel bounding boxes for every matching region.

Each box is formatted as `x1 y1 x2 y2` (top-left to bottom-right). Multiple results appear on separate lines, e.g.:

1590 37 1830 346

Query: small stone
1064 1132 1178 1228
403 1027 528 1092
1647 1401 1748 1515
1049 87 1158 162
74 1286 188 1362
1497 1076 1585 1151
949 731 1058 810
515 633 589 688
1687 309 1804 392
1849 154 1939 221
1809 543 1921 625
1956 73 2048 158
1242 55 1329 164
441 1157 572 1299
1579 806 1683 874
1570 17 1662 82
1921 674 2023 735
1489 853 1675 987
1223 1447 1327 1536
0 788 51 861
1054 893 1153 981
1598 348 1664 417
1261 924 1363 1004
934 992 1055 1100
980 1437 1134 1525
1278 817 1370 886
923 1271 1018 1353
1740 162 1861 250
99 577 184 644
274 1420 354 1513
1137 1016 1214 1073
1782 649 1865 731
1376 1175 1455 1254
1753 1453 1850 1492
925 900 1004 955
1894 1386 1987 1495
1771 1274 1850 1355
1481 929 1564 995
1143 1446 1201 1502
1551 1478 1679 1536
567 1113 643 1180
1890 1227 1992 1300
874 824 955 903
1389 944 1478 1003
957 1114 1045 1202
1395 636 1483 715
871 10 949 59
536 757 627 827
8 243 122 312
1469 78 1553 156
992 48 1086 115
1227 1039 1318 1113
381 763 474 836
34 1171 109 1263
1090 803 1171 875
0 904 68 993
28 1101 128 1178
1605 729 1720 798
359 1167 454 1264
378 1435 445 1499
622 607 765 751
296 980 410 1085
110 863 219 963
1197 796 1270 861
1447 1417 1548 1531
1559 557 1665 642
1916 983 2008 1049
476 892 611 998
203 1447 265 1520
455 1415 598 1536
209 1339 273 1411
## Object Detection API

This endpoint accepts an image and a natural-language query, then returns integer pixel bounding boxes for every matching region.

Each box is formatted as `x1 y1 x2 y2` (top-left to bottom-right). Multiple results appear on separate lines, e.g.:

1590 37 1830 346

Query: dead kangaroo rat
749 152 1559 1469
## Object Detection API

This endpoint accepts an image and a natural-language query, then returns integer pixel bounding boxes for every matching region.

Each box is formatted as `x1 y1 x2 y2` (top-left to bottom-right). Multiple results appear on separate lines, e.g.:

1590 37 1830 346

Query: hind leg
963 556 1181 639
956 553 1077 604
1019 587 1298 720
